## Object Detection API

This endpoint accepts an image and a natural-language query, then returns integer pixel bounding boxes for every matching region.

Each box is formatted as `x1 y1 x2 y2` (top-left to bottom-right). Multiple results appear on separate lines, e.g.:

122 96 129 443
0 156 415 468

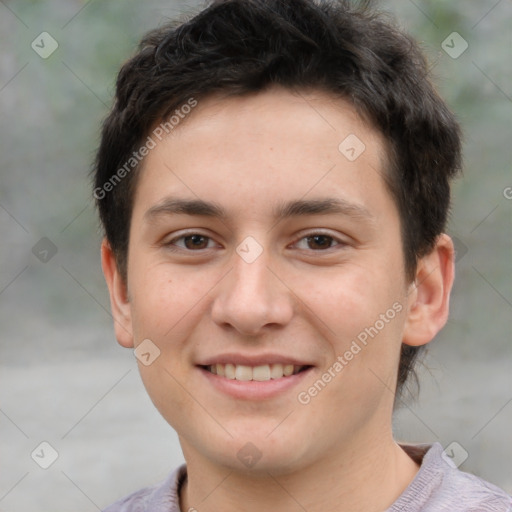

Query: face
107 88 426 473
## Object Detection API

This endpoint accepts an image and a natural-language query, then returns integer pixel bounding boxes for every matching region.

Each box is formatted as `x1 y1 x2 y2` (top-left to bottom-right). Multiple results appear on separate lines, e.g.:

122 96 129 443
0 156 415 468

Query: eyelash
163 231 346 253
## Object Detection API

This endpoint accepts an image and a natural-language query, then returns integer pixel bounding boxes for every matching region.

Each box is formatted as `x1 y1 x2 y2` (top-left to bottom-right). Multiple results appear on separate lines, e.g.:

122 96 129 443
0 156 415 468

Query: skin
102 87 455 512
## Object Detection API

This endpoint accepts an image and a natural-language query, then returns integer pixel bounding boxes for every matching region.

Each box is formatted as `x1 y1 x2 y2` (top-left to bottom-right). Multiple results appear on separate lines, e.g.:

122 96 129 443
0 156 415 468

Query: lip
197 353 313 367
197 365 314 400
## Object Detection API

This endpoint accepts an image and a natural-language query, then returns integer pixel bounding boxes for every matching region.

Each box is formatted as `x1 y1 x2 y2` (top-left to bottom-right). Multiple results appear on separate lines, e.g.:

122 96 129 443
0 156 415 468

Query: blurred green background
1 1 511 510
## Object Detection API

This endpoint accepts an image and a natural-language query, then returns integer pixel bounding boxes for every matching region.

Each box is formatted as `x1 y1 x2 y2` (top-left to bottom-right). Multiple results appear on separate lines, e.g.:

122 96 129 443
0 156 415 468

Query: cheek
128 260 219 350
128 264 204 423
307 263 399 328
303 259 406 369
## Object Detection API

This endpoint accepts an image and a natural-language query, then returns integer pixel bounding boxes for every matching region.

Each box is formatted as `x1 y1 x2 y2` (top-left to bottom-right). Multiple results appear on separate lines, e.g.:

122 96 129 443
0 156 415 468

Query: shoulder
438 462 512 512
102 465 186 512
390 442 512 512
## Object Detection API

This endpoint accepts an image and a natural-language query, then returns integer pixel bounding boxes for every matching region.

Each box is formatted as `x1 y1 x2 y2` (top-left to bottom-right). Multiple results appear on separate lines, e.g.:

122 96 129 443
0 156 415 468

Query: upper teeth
207 363 303 381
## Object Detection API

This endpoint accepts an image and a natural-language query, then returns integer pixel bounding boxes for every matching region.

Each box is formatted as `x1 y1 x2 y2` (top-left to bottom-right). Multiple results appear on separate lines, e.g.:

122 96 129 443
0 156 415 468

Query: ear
402 233 455 347
101 238 134 348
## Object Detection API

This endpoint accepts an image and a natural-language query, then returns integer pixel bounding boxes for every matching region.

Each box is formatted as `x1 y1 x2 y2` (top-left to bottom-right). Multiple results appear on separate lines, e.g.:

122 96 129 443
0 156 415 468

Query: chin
198 425 313 475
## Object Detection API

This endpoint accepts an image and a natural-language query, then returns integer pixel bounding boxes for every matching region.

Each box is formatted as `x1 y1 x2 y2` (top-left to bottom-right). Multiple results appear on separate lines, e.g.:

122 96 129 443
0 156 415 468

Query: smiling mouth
200 363 311 381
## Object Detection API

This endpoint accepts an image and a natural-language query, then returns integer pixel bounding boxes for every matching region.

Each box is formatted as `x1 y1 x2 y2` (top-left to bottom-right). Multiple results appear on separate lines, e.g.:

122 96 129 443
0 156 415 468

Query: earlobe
402 234 455 347
101 238 134 348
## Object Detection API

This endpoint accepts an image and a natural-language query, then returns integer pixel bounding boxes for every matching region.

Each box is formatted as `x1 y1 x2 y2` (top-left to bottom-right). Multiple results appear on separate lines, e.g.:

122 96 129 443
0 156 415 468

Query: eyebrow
144 196 375 223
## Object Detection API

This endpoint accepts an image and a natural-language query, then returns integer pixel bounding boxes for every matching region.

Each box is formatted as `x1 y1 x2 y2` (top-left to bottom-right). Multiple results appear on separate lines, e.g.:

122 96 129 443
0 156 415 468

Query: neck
180 434 420 512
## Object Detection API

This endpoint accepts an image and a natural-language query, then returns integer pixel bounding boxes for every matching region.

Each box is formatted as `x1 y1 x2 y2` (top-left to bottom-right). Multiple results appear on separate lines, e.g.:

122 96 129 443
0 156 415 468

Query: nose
210 245 294 337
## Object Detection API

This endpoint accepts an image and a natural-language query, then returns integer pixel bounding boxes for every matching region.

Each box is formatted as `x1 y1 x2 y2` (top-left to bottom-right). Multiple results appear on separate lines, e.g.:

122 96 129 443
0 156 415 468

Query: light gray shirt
103 442 512 511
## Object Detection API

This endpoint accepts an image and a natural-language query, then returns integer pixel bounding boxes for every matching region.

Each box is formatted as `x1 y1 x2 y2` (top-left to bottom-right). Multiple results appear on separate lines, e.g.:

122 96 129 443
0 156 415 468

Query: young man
94 0 512 510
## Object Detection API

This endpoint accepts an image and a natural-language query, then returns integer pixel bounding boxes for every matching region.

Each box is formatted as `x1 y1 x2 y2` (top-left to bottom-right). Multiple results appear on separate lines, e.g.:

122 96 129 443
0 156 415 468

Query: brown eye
305 234 335 250
165 233 215 251
297 233 346 252
182 234 210 250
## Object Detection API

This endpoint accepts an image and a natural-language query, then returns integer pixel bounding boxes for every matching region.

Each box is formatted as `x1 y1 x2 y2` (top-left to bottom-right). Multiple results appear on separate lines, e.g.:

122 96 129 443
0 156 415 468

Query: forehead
132 87 393 224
